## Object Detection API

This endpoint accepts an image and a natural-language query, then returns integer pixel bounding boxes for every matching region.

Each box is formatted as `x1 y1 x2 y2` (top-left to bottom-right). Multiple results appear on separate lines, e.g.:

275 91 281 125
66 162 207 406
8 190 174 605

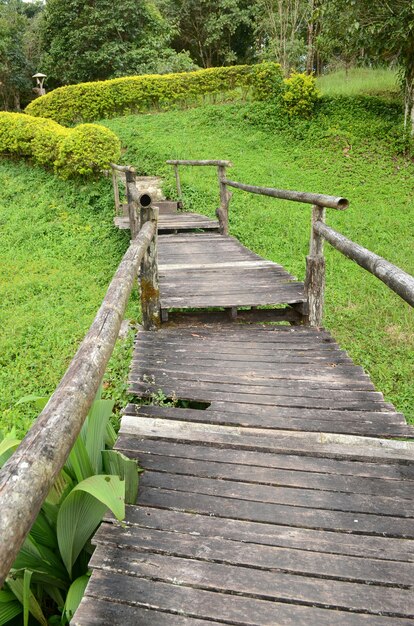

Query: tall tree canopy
41 0 195 85
160 0 254 68
0 0 34 109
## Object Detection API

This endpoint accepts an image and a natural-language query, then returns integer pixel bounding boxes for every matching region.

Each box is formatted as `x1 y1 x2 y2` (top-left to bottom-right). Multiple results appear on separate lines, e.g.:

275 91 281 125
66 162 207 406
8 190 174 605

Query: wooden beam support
173 164 182 203
305 205 326 327
216 164 232 236
125 169 139 240
140 202 160 331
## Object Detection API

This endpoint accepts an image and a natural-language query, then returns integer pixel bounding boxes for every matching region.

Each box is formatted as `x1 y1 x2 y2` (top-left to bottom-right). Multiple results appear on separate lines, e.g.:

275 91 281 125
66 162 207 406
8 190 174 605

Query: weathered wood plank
110 505 414 562
90 544 414 617
74 596 216 625
120 416 414 462
138 485 414 537
115 436 414 480
81 569 413 625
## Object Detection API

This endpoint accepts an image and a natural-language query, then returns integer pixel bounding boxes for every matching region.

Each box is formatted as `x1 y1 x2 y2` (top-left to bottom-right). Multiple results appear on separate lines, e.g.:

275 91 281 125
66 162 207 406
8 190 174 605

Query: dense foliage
40 0 195 86
0 390 139 624
25 62 283 125
0 112 121 177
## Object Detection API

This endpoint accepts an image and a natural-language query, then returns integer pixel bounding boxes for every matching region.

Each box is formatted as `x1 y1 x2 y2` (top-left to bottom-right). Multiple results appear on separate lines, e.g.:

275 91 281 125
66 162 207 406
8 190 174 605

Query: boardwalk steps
74 216 414 624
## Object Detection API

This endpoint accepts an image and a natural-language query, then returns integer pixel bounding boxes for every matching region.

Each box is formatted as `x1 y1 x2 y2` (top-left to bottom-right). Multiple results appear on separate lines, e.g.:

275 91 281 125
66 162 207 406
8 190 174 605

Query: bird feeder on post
32 73 47 97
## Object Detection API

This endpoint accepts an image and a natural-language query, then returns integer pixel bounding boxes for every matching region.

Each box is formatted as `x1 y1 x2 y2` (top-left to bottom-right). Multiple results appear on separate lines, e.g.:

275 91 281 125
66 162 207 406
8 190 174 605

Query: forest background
1 0 414 124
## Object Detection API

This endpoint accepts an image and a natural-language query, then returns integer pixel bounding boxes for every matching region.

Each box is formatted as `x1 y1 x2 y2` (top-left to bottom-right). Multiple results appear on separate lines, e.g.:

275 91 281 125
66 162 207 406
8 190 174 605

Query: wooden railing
0 200 160 586
166 159 233 235
216 176 414 325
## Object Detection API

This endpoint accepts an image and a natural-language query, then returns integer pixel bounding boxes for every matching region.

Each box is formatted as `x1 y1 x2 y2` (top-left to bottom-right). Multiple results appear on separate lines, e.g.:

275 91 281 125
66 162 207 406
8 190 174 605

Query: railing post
216 164 232 236
112 167 121 216
305 204 326 327
140 197 160 330
174 164 182 203
125 168 140 239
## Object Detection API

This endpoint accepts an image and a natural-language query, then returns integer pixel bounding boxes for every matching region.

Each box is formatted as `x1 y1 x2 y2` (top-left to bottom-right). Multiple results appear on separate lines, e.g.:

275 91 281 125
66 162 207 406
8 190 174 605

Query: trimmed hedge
0 112 121 178
25 63 283 126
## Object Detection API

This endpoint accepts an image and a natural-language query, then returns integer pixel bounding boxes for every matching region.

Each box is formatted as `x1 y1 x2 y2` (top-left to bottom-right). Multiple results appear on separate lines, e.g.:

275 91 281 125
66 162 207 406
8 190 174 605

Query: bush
282 72 320 118
25 63 284 125
55 124 121 178
0 112 121 178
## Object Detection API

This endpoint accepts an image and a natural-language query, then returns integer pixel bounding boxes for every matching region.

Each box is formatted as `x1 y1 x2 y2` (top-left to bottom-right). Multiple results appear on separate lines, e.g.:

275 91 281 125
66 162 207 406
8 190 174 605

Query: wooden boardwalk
74 211 414 625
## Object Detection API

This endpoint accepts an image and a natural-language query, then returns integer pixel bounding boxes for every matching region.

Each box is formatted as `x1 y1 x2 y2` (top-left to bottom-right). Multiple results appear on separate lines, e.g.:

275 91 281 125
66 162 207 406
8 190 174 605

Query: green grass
101 98 414 423
317 67 400 98
0 160 132 435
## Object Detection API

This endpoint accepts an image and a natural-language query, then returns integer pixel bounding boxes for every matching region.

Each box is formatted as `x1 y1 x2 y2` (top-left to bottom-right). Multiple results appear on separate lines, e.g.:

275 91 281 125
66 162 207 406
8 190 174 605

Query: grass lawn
0 161 132 435
102 97 414 422
317 67 400 98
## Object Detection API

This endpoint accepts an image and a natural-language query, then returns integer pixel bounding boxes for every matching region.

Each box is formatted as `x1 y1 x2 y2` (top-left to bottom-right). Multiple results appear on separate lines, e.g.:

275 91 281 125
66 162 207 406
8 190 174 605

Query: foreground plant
0 388 139 625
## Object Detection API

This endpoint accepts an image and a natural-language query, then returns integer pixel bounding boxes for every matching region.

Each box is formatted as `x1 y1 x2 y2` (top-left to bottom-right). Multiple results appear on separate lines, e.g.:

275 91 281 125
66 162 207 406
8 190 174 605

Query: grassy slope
316 67 399 97
0 161 132 435
102 98 414 422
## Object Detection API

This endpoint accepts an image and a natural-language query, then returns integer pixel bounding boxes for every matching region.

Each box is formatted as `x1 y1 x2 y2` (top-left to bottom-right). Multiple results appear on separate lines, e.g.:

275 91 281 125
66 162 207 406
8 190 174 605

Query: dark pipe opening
139 193 152 208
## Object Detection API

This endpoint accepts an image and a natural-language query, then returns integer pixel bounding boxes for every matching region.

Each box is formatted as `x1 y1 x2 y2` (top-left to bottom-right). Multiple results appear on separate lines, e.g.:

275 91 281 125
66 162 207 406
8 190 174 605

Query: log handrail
166 159 233 167
0 216 158 586
222 178 349 210
314 221 414 308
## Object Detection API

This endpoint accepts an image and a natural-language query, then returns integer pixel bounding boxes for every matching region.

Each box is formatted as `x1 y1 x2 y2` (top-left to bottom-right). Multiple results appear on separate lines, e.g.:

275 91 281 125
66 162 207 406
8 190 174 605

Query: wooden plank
90 543 414 617
118 448 414 498
115 436 414 480
127 406 412 438
120 416 414 462
140 471 414 517
73 596 214 626
110 505 414 562
94 522 414 586
80 569 413 625
138 485 414 537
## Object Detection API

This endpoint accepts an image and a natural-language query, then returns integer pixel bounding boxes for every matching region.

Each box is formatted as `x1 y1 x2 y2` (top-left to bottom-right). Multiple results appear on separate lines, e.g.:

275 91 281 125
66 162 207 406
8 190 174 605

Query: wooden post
125 168 139 239
304 204 326 327
140 199 160 331
112 168 120 216
174 164 182 203
216 164 232 236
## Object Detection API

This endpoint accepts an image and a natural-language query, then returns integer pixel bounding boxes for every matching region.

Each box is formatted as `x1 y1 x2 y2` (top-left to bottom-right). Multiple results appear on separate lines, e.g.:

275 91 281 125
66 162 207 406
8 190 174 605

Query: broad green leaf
66 436 94 483
0 594 22 625
0 437 20 469
13 536 68 588
46 469 73 507
85 399 114 473
57 475 125 576
15 395 49 411
6 576 47 626
29 509 57 549
42 585 65 611
102 449 139 504
63 575 89 623
23 569 32 626
105 420 117 448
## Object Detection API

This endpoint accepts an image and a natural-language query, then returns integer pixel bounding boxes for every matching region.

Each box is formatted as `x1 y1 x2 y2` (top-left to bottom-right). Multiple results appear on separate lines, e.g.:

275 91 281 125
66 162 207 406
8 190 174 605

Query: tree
40 0 195 86
317 0 414 133
160 0 254 68
253 0 309 73
0 0 33 110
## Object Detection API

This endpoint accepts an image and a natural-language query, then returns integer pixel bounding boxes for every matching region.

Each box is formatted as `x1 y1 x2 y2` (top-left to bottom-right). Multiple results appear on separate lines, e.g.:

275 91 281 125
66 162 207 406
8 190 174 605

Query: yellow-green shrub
55 124 121 178
282 72 320 118
0 112 121 178
25 63 283 125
